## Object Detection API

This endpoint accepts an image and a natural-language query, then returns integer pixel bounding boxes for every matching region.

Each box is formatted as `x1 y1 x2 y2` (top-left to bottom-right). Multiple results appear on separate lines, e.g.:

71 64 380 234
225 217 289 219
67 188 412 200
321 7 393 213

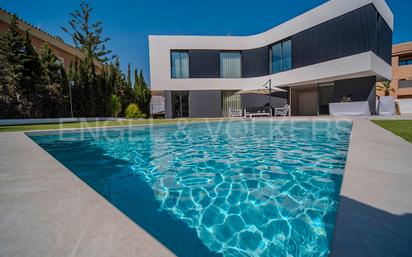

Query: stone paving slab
331 118 412 257
0 132 175 257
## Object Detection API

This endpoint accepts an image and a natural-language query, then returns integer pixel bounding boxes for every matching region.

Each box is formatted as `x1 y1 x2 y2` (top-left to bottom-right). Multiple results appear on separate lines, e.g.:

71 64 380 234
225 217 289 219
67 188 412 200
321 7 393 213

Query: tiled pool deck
0 117 411 257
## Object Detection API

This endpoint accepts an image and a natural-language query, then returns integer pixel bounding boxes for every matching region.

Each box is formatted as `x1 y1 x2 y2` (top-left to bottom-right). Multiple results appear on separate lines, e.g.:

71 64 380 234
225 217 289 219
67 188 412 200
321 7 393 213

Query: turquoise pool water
30 121 351 257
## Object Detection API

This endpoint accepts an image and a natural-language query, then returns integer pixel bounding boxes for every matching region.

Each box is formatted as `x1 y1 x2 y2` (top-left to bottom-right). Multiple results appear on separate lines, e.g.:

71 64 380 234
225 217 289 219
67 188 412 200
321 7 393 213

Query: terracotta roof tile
393 42 412 55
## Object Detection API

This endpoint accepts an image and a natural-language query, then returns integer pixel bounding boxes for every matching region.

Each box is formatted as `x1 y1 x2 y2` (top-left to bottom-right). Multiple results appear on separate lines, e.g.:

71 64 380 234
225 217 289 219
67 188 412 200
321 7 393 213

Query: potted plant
377 81 395 115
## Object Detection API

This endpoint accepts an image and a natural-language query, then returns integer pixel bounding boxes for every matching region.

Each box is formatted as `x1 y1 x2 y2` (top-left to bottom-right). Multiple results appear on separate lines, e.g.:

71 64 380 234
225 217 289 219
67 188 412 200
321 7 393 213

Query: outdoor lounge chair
228 108 243 117
244 107 271 118
274 105 289 116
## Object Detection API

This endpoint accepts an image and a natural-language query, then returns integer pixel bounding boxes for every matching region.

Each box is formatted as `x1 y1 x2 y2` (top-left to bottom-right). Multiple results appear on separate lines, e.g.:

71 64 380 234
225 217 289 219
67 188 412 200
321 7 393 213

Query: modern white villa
149 0 393 118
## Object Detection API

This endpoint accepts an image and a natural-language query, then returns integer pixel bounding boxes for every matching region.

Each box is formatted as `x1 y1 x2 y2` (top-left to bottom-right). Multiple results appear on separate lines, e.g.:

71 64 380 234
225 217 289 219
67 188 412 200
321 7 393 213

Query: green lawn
0 118 227 132
372 120 412 143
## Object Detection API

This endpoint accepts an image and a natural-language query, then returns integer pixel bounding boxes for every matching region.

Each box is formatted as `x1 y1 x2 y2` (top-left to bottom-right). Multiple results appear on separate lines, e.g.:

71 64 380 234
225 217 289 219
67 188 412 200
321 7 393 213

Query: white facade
149 0 393 92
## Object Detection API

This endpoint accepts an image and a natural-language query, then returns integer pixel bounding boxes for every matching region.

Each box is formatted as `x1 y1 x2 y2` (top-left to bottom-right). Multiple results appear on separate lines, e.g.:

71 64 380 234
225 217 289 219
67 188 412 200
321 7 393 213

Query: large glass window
271 44 282 74
270 39 292 74
171 51 189 78
221 90 241 116
172 91 189 117
318 82 335 115
220 51 242 78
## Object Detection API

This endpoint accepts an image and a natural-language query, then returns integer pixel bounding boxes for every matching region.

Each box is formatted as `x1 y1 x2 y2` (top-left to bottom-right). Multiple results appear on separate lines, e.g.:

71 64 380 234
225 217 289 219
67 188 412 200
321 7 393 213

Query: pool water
30 121 352 257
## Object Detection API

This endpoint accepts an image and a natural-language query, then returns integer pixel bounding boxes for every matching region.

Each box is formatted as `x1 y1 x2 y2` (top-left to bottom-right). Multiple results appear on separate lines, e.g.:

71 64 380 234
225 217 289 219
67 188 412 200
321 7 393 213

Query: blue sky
1 0 411 84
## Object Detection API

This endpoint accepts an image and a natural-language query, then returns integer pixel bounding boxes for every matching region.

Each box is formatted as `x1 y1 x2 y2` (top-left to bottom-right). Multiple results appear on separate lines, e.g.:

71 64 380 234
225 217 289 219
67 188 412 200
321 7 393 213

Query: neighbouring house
378 41 412 99
149 0 393 118
0 8 101 71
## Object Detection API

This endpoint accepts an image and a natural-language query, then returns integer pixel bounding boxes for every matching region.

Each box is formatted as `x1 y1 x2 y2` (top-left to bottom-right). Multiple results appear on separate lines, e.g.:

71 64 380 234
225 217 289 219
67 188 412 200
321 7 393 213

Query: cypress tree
39 43 68 117
134 69 151 117
22 30 42 117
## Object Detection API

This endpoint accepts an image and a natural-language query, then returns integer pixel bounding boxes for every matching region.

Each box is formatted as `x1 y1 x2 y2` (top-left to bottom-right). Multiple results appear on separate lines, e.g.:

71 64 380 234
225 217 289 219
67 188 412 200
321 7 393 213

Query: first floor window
399 57 412 66
220 51 242 78
270 39 292 74
171 51 189 78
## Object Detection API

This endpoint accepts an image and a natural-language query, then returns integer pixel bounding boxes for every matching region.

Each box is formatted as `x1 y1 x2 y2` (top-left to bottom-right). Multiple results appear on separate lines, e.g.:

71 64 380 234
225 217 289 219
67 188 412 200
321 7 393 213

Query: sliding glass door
172 91 189 118
318 82 335 115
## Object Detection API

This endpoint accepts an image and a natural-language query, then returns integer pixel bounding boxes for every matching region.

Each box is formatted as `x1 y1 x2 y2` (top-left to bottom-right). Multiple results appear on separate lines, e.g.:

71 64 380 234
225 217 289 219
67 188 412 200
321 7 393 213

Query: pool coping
0 117 411 257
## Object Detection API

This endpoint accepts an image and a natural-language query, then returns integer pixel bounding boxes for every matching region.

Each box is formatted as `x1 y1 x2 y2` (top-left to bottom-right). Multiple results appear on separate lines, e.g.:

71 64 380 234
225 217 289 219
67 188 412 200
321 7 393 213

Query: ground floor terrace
0 116 411 257
156 76 378 118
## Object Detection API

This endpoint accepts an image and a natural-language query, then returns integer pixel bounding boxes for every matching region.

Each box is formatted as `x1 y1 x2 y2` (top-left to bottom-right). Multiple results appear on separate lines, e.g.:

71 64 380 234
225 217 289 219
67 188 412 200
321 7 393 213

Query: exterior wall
0 10 102 71
292 4 392 68
189 91 221 118
28 32 76 70
164 91 173 118
242 46 269 77
298 89 318 116
334 76 377 114
0 19 77 70
381 42 412 99
149 0 393 92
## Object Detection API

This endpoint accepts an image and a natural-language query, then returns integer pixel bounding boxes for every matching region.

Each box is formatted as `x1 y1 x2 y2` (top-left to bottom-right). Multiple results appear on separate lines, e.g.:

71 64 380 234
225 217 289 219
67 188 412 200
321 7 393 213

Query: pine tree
61 0 113 62
0 14 26 117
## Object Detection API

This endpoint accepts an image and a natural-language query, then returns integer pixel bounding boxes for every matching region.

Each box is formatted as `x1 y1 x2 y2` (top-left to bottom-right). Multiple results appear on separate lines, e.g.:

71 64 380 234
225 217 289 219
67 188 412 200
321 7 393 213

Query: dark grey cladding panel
292 4 381 68
164 90 173 119
189 90 221 118
377 14 392 64
334 76 377 114
189 50 220 78
180 4 391 79
242 46 269 77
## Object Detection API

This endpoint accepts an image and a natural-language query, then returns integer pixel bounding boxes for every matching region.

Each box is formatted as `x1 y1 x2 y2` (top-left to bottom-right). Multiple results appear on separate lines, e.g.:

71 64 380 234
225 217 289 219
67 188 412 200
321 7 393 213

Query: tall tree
134 69 151 117
22 30 42 117
123 63 134 109
0 14 26 117
40 44 68 117
61 0 113 62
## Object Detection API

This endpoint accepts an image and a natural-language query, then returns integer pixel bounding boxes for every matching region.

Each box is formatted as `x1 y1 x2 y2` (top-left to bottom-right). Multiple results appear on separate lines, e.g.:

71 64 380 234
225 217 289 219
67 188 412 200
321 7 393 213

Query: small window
270 39 292 74
399 79 412 88
220 51 241 78
399 57 412 66
171 51 189 78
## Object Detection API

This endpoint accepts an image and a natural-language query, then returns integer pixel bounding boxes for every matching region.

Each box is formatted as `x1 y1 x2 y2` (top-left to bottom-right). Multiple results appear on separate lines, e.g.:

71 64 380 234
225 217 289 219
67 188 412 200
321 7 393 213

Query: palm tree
377 80 394 96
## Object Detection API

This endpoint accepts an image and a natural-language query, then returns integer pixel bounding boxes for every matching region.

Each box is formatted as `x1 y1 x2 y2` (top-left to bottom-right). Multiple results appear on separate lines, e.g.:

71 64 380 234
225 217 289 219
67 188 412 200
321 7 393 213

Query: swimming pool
30 120 352 257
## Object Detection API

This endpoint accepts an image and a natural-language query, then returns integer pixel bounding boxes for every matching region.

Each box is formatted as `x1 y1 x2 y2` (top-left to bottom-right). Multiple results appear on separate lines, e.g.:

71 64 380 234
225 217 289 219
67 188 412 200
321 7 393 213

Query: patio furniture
274 105 289 116
244 107 271 118
228 108 243 117
329 101 370 116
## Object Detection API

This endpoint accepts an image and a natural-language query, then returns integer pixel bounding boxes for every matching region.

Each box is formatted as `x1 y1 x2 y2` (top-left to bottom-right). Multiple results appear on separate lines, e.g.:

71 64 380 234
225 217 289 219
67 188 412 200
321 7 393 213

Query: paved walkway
0 132 174 257
0 118 411 257
331 118 412 257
